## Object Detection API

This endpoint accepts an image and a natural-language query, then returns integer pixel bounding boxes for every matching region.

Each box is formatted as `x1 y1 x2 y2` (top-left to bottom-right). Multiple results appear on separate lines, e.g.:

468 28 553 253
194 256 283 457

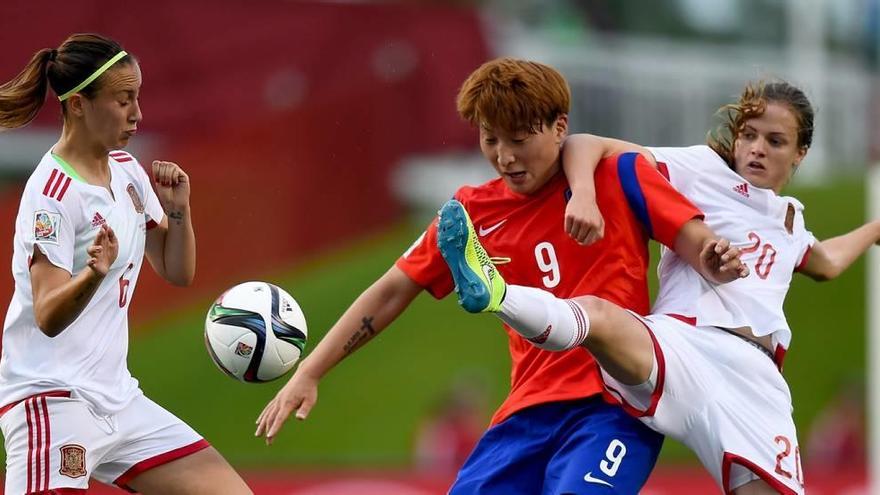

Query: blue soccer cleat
437 199 506 313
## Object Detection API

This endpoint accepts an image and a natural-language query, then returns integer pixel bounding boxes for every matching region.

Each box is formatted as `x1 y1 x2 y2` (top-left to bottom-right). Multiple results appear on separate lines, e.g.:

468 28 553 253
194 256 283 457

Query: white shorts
600 314 804 495
0 391 208 494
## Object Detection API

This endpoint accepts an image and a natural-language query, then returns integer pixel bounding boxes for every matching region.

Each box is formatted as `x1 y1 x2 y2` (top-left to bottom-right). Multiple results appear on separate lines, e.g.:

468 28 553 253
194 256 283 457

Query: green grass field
1 179 867 470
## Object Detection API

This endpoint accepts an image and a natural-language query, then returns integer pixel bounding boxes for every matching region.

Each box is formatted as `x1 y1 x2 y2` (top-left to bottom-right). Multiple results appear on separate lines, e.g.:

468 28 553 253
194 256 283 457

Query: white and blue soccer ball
204 281 307 382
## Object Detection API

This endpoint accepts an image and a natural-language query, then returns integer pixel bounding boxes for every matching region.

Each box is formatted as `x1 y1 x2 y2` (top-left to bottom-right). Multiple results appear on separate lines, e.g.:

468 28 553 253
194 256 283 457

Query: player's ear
794 145 807 168
553 114 569 143
66 94 86 119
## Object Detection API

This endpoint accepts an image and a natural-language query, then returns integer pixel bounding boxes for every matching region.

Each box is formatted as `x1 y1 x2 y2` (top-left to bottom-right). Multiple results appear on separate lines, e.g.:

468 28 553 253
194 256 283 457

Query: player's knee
576 295 611 339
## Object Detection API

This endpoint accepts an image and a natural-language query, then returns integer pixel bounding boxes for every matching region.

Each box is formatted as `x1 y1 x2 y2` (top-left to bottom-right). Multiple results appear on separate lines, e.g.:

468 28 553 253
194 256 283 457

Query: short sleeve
614 152 704 249
135 164 164 228
23 189 77 274
395 217 455 299
789 200 817 272
795 229 816 271
647 145 729 196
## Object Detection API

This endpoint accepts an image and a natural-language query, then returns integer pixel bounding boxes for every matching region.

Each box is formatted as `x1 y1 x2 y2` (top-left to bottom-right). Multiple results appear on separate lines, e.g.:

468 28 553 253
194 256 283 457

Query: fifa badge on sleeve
34 210 61 244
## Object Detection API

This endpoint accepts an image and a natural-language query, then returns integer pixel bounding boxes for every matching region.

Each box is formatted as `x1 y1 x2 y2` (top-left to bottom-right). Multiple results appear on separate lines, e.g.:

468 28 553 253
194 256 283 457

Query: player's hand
255 370 318 445
564 192 604 245
700 238 749 283
151 161 190 210
86 224 118 276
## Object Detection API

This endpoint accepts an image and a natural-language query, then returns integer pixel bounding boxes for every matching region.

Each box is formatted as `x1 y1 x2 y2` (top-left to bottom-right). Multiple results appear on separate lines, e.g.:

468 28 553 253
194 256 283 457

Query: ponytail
0 49 55 130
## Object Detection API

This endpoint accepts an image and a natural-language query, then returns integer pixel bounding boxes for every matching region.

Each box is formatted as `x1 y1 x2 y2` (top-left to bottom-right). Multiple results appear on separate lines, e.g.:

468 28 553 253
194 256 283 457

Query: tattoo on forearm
342 316 377 355
73 279 99 303
167 210 185 226
73 289 88 303
361 316 375 334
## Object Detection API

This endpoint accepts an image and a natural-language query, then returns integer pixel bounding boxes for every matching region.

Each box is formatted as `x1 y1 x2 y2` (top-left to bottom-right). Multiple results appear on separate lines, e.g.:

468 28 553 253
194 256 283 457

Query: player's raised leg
437 199 655 385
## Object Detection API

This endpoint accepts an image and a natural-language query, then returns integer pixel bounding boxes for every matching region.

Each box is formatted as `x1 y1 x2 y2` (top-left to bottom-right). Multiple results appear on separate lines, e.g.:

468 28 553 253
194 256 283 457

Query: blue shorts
449 396 663 494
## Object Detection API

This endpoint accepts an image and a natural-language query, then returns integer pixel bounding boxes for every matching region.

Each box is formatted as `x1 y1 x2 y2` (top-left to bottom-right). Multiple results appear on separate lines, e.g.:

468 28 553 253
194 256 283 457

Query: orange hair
456 58 570 134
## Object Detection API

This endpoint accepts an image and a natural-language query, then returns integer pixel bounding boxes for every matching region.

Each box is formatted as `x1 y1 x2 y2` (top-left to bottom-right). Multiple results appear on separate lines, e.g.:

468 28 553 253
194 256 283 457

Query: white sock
498 285 590 351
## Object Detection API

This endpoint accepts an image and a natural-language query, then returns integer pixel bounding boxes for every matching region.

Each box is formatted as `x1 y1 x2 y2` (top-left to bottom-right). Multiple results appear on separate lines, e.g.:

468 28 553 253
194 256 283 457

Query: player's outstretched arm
145 161 195 286
561 134 656 245
31 224 119 337
799 220 880 281
255 265 422 445
674 219 749 284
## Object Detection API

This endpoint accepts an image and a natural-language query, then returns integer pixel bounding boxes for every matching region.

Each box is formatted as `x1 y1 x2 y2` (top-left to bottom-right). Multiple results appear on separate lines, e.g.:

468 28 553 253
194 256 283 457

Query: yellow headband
58 51 128 101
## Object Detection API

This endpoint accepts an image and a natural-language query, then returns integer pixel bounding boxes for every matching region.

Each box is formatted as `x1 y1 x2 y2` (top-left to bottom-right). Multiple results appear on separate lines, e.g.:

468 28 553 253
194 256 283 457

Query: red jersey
396 153 702 425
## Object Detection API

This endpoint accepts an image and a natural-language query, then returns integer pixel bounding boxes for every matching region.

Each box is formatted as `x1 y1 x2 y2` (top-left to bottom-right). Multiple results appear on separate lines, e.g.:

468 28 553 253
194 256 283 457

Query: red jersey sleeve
395 216 455 299
614 152 703 248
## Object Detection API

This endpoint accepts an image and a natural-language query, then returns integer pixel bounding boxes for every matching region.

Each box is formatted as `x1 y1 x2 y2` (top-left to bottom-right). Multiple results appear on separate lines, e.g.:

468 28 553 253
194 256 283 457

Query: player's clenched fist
564 192 605 246
151 160 190 210
255 371 319 445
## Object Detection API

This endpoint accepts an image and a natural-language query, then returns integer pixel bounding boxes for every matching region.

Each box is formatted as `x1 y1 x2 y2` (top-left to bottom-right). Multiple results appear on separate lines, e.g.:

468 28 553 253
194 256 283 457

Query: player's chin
740 170 773 189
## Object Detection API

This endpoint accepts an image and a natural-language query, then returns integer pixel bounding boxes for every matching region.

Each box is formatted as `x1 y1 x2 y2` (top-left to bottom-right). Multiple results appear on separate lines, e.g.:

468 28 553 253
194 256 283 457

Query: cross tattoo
361 316 375 335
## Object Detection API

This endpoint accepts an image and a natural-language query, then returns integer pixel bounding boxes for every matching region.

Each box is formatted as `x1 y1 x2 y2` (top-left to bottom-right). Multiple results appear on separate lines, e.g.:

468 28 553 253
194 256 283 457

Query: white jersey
0 150 164 415
646 145 815 350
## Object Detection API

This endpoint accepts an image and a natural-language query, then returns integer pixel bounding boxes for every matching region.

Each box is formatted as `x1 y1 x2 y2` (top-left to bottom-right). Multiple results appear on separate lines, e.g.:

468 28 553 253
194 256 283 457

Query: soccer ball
204 281 307 382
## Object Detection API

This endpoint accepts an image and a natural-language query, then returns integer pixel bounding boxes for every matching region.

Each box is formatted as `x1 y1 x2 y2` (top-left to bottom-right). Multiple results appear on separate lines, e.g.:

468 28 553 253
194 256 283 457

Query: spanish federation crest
59 444 87 478
34 210 60 244
126 183 144 214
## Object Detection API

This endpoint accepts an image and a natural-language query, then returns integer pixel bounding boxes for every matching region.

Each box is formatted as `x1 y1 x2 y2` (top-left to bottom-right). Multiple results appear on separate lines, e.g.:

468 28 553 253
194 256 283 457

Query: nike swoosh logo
478 219 507 237
482 265 495 284
583 472 613 487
